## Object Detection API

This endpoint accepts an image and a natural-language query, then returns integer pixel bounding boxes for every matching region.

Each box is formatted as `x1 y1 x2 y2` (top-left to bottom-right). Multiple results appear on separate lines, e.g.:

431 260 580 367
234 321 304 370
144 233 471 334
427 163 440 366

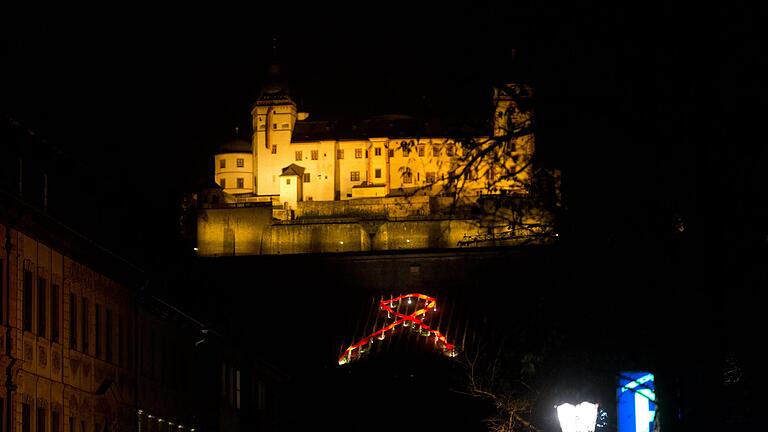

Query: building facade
0 190 203 432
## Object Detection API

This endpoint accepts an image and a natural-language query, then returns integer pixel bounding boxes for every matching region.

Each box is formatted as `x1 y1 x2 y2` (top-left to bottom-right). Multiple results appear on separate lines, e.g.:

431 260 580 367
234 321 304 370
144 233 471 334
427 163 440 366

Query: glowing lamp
556 402 598 432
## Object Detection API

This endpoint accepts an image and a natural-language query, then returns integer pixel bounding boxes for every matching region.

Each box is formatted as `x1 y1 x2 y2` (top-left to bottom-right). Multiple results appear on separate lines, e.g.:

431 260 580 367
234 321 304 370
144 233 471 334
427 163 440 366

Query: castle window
304 173 311 183
403 169 413 184
374 147 381 156
418 145 425 157
311 150 318 160
237 178 244 189
236 158 244 167
295 151 303 161
426 172 436 183
337 149 344 159
220 159 226 169
375 169 381 179
351 171 360 182
220 178 226 188
271 145 277 154
433 147 440 157
355 148 362 159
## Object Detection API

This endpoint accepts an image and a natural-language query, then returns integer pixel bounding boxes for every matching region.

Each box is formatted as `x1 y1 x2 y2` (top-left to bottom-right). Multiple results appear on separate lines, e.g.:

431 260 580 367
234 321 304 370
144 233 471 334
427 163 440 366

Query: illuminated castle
193 60 556 256
213 60 534 208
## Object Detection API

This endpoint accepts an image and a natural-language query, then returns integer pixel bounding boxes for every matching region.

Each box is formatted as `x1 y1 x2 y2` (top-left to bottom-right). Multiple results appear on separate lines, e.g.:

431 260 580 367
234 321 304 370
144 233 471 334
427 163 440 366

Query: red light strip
338 293 457 365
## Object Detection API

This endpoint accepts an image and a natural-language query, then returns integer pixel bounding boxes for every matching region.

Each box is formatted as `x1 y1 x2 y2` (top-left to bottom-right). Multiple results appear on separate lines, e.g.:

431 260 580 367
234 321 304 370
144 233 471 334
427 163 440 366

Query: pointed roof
257 37 293 106
280 163 305 177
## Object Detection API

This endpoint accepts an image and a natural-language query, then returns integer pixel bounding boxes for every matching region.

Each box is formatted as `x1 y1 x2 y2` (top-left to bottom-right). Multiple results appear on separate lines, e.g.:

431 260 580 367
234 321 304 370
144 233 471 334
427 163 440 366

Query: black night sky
2 3 766 430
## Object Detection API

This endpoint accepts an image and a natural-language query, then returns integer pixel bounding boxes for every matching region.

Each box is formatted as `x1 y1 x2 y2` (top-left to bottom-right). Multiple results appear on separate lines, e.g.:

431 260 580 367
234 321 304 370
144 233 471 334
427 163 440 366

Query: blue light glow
617 372 656 432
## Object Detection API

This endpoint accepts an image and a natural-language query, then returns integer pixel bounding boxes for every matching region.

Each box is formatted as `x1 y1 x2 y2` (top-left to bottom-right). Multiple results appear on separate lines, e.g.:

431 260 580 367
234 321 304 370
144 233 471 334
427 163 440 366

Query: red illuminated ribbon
338 293 457 365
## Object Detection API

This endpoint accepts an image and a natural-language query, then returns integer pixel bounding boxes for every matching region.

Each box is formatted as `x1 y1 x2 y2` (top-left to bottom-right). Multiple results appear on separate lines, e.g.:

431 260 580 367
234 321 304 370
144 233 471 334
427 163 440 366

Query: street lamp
556 402 599 432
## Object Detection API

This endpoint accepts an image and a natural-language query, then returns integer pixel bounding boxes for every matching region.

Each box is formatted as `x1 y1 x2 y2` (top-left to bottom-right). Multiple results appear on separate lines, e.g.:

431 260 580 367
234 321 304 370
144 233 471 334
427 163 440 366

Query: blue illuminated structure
617 372 656 432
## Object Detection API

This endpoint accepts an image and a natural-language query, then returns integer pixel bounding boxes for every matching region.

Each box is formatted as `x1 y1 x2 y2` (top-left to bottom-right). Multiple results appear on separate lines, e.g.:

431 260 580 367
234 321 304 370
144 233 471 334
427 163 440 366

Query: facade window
350 171 360 182
81 298 89 353
236 369 241 410
256 380 266 410
418 145 425 157
38 277 46 337
222 362 228 398
106 308 113 363
304 173 311 183
272 123 277 129
433 146 440 157
374 147 381 156
22 403 30 432
52 411 60 432
286 178 291 185
69 293 77 349
271 145 277 154
403 170 413 184
295 151 302 161
355 148 362 159
426 172 436 183
236 178 244 189
311 150 318 160
118 315 124 367
375 168 381 179
388 149 394 157
95 304 102 358
23 269 32 331
337 149 344 159
446 144 454 157
219 178 226 189
236 158 244 167
51 283 59 342
219 159 226 169
36 406 45 432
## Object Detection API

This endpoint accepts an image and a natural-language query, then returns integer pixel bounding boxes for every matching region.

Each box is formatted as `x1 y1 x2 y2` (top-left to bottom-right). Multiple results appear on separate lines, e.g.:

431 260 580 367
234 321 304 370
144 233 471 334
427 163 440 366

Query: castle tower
214 137 253 194
251 54 298 196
